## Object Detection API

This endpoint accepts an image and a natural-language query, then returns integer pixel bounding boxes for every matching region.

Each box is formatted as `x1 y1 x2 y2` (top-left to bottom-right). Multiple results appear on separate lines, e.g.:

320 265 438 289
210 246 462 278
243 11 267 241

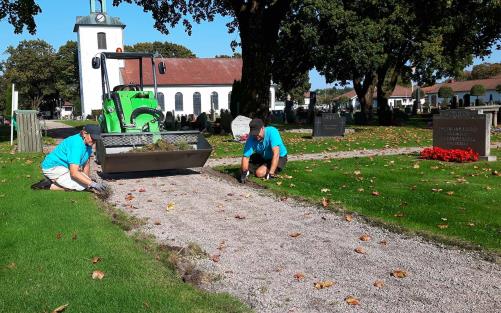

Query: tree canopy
0 0 41 34
470 84 486 97
124 41 195 58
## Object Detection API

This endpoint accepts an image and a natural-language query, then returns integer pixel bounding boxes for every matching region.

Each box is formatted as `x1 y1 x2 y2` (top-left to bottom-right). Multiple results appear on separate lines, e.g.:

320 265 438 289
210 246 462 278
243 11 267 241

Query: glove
265 172 276 180
89 181 106 192
240 170 250 184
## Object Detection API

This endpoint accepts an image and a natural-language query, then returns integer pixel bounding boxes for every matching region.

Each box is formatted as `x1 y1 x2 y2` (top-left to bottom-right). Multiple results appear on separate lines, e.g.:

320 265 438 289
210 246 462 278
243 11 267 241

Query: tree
54 41 80 103
438 86 453 107
215 53 242 58
471 63 501 80
0 0 41 34
470 84 486 104
125 41 195 58
113 0 294 117
2 40 57 110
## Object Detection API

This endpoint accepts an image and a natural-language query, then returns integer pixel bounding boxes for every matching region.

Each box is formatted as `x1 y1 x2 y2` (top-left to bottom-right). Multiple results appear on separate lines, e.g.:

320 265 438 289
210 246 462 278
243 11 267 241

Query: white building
422 76 501 106
74 0 275 118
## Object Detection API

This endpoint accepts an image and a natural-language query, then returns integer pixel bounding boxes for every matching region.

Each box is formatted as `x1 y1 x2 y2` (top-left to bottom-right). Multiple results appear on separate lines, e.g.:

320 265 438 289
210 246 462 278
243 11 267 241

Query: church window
97 32 107 49
175 92 183 111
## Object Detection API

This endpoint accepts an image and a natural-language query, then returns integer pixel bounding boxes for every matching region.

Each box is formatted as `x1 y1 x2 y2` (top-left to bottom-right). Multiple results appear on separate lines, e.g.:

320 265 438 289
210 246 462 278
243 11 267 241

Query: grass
207 125 433 158
59 120 98 128
0 151 249 312
218 149 501 254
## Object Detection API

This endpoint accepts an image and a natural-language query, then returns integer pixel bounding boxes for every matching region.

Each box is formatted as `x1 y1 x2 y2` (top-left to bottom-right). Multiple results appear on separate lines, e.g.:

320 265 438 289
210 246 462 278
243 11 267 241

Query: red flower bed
420 147 479 163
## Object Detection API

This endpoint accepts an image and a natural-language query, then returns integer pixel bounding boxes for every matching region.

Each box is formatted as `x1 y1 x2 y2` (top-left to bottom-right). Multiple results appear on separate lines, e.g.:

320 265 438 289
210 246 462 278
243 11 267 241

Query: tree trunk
233 1 291 119
376 66 400 126
352 72 377 125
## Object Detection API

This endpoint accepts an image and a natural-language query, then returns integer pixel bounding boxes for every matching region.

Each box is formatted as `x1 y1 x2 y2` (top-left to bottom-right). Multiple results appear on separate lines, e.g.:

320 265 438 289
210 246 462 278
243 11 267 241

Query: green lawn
59 119 98 128
0 151 249 312
218 149 501 254
208 126 433 158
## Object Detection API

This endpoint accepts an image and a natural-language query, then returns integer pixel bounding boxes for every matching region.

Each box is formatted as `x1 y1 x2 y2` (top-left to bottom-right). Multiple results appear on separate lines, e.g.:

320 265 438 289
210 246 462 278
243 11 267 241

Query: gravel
106 167 501 313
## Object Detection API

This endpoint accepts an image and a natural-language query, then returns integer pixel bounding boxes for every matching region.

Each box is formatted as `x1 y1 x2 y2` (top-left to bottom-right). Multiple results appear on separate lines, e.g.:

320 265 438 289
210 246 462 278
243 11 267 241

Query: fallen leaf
210 255 220 262
391 270 407 278
437 224 449 229
354 246 366 254
394 212 404 218
289 232 302 238
357 188 364 192
345 296 360 305
359 234 371 241
371 191 380 196
153 220 161 225
244 193 251 198
344 214 353 222
446 191 454 196
56 232 62 240
294 272 305 281
379 240 388 245
321 197 329 208
91 257 101 264
234 214 246 219
125 194 135 201
373 280 384 288
320 188 330 193
289 183 296 188
51 304 69 313
138 188 146 192
276 181 282 186
413 163 420 169
353 170 361 176
467 222 475 227
166 202 175 211
492 170 500 176
92 270 105 280
432 188 443 193
72 233 77 240
314 280 334 289
6 262 16 269
25 159 33 165
227 193 234 196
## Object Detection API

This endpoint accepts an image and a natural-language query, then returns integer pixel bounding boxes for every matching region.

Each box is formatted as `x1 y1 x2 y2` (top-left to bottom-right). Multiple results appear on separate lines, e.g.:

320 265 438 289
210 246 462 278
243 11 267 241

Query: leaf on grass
294 272 305 281
91 256 101 264
373 280 384 288
234 214 246 220
412 163 420 169
371 191 380 196
72 233 77 240
394 212 404 218
492 170 501 176
391 270 407 278
276 181 282 186
289 232 301 238
437 224 448 229
314 280 334 289
125 194 135 201
92 270 105 280
357 188 364 192
345 296 360 305
166 202 175 211
321 197 329 208
320 188 330 193
344 214 353 222
446 191 454 196
353 170 361 176
56 232 63 240
51 304 69 313
6 262 16 269
431 188 443 193
354 246 366 254
359 234 371 241
467 222 475 227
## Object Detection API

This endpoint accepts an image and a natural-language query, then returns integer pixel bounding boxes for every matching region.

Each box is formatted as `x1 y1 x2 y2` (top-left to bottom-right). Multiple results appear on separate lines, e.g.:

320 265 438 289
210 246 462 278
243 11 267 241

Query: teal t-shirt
42 134 93 170
243 126 287 159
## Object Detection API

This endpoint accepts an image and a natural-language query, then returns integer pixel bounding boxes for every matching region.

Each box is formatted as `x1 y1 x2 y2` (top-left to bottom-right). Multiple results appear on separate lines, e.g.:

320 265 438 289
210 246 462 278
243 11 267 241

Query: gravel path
44 121 501 312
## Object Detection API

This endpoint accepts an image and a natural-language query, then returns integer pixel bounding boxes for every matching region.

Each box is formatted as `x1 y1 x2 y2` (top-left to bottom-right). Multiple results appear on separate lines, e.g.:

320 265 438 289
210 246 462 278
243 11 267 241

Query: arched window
157 92 165 111
175 92 183 111
211 91 219 111
97 32 107 50
193 92 201 115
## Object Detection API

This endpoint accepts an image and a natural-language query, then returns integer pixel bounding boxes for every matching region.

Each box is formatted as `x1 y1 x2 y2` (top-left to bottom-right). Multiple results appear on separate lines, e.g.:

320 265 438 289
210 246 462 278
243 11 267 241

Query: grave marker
231 115 252 141
433 109 496 161
313 113 346 137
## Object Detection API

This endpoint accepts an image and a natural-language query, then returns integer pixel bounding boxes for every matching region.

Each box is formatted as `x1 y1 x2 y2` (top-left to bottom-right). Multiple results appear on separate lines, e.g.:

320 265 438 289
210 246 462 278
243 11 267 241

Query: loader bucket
96 131 212 173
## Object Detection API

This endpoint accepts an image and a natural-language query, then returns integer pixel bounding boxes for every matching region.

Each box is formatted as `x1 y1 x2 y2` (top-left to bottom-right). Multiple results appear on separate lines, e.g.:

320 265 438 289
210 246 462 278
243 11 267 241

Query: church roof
121 58 243 86
73 13 125 32
421 77 501 94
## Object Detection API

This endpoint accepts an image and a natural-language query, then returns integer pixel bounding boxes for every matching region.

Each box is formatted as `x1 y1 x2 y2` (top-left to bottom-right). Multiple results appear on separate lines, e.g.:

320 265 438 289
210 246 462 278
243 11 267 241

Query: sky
0 0 500 90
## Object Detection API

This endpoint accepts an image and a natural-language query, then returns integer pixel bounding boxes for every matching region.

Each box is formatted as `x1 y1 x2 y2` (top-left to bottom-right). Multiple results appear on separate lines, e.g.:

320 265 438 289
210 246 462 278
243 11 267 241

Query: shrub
470 84 486 97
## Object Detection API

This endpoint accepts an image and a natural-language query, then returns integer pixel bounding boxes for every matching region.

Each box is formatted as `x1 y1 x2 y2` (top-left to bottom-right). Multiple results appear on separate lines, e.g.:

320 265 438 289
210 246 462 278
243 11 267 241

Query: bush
470 84 486 97
219 109 232 133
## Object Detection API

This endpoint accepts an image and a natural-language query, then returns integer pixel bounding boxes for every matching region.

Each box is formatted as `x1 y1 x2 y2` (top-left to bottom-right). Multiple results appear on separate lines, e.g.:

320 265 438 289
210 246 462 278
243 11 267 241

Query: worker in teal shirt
240 118 288 183
31 125 106 192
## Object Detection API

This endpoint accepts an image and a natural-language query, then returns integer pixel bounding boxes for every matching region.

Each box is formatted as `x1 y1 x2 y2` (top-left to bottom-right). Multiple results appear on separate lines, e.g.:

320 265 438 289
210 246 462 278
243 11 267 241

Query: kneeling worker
31 125 106 192
240 118 288 183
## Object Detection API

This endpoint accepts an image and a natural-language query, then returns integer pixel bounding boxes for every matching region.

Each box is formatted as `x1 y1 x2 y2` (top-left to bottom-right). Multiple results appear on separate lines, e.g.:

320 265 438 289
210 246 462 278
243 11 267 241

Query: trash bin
16 110 42 152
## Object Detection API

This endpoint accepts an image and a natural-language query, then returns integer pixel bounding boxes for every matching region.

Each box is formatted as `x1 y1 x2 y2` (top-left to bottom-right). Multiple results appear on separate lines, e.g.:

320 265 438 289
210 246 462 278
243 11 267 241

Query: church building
74 0 276 118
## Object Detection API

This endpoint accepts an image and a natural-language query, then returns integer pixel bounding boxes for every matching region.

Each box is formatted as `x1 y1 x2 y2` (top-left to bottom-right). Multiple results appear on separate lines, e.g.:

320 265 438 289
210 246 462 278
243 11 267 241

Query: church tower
74 0 125 117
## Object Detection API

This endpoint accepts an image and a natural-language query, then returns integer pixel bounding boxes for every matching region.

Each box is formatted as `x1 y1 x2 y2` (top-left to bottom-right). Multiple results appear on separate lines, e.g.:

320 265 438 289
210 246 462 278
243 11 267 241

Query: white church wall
77 25 124 117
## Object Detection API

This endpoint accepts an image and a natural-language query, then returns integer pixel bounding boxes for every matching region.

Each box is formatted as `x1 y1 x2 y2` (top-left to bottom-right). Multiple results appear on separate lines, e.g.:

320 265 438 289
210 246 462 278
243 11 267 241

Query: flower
420 147 478 163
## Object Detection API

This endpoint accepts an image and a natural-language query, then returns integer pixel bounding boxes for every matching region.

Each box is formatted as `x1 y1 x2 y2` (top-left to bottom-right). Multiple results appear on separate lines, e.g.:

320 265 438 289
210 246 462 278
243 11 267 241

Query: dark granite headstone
313 113 346 137
433 109 495 161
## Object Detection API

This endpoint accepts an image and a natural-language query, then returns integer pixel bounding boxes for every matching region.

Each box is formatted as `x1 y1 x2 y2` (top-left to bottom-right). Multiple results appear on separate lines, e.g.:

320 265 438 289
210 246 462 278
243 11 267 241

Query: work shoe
31 178 52 190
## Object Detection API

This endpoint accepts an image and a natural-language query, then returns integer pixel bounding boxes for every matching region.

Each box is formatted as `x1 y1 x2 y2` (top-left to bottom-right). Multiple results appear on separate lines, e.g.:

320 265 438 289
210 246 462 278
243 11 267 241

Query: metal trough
96 130 212 173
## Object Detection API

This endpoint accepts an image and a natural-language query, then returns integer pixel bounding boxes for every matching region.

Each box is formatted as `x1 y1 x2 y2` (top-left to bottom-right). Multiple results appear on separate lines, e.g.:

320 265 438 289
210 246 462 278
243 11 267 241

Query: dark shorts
249 153 288 173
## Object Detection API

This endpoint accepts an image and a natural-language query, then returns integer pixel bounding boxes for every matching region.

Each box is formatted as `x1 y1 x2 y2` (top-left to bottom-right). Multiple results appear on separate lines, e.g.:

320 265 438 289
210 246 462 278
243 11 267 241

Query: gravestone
231 115 252 141
433 109 496 161
313 113 346 137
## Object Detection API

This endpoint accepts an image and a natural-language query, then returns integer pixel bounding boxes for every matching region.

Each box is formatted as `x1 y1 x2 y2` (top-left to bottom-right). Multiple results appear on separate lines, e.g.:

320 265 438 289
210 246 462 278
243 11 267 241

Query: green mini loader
91 52 212 173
